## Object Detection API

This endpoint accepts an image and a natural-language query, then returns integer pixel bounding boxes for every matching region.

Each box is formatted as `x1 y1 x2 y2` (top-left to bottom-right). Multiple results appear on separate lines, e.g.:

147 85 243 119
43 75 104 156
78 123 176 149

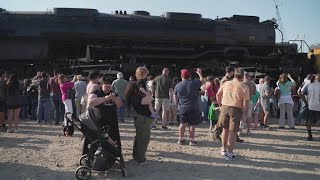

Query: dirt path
0 118 320 180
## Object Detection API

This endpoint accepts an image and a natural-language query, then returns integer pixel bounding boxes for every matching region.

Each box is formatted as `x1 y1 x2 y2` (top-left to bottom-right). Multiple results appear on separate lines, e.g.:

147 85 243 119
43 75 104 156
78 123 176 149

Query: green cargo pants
133 113 153 163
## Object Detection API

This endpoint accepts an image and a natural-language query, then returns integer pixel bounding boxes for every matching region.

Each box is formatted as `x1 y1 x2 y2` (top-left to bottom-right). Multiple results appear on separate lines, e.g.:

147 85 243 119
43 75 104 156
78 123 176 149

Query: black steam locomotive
0 8 314 78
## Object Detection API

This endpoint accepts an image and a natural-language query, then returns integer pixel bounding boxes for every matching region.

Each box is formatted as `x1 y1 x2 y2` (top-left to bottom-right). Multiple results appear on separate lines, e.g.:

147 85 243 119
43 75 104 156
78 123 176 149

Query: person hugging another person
135 67 159 119
58 74 76 136
84 76 123 154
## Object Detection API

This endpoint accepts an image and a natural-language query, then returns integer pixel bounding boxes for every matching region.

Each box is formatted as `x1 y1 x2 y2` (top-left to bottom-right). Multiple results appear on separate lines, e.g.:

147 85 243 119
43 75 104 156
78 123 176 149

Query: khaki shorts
218 105 243 132
261 100 270 115
155 98 170 112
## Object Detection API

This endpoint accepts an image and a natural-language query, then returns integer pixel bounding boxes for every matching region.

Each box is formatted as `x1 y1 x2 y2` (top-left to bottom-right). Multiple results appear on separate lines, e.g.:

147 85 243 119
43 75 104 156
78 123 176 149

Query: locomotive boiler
0 8 315 79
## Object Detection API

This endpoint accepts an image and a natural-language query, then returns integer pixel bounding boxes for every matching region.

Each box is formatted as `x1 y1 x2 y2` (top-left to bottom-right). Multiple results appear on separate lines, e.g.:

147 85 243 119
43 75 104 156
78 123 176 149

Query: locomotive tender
0 7 314 78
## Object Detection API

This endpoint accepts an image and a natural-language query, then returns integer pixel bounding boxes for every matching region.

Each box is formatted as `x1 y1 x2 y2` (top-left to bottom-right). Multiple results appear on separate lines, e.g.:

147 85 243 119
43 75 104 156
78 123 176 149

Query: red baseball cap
181 69 191 78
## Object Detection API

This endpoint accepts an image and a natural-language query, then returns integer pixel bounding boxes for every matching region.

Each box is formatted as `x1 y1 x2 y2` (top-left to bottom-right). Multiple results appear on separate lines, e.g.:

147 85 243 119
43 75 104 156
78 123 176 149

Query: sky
1 0 319 52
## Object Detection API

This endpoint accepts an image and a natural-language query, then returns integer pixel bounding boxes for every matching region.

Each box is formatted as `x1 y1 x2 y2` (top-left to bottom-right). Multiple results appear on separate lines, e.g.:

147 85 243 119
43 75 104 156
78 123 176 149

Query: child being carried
135 67 160 119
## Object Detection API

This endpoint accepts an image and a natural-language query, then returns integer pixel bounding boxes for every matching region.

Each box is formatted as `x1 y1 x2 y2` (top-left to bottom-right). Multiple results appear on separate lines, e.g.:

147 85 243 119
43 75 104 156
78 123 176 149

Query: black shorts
0 101 5 112
307 110 320 124
179 110 201 126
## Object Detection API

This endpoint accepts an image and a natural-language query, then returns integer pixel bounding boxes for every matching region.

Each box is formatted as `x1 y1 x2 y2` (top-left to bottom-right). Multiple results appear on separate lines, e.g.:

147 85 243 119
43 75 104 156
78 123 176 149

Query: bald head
162 68 169 76
259 78 264 84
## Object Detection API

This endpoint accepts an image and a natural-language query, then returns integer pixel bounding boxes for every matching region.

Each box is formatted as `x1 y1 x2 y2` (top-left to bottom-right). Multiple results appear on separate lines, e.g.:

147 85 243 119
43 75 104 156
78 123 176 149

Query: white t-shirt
303 82 320 111
146 80 153 92
256 84 262 93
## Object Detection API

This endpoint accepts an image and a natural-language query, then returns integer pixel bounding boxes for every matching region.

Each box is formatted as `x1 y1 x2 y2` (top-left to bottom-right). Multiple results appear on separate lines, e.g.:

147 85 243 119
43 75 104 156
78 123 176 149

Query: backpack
274 87 281 100
67 88 76 99
27 85 38 99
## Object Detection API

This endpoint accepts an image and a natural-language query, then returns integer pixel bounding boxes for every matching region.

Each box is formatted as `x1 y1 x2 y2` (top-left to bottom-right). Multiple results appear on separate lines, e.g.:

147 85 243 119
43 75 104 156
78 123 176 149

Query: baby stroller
65 106 126 180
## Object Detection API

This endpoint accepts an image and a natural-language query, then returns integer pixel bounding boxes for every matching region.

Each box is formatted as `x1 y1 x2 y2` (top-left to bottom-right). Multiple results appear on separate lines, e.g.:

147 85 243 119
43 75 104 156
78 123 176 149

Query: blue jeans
295 101 308 124
31 99 38 120
21 95 28 119
118 98 126 122
199 95 209 121
37 98 52 122
51 93 65 124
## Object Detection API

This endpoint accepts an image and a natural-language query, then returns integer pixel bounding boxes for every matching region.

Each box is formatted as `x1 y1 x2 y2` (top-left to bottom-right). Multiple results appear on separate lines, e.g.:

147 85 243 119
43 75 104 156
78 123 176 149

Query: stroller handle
64 112 110 135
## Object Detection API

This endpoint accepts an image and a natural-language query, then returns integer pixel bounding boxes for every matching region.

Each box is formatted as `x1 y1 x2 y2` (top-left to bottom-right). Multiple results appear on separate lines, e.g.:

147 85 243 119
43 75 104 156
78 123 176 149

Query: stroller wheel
75 166 91 180
79 154 89 166
121 168 127 178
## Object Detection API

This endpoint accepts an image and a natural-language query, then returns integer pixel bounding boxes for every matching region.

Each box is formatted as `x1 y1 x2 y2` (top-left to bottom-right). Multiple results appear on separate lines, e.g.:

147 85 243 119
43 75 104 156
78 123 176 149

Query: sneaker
168 122 174 126
220 148 227 156
37 120 42 124
189 140 197 146
7 128 14 133
290 127 295 130
307 134 313 141
151 113 160 119
151 125 157 130
224 152 237 161
138 161 150 166
279 127 285 129
260 123 265 127
177 139 186 145
236 136 244 143
239 121 245 130
161 126 168 130
14 128 21 133
264 125 270 130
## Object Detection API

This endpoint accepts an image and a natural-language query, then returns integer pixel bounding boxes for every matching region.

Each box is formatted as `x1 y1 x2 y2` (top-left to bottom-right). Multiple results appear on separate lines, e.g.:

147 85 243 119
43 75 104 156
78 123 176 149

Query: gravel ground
0 118 320 180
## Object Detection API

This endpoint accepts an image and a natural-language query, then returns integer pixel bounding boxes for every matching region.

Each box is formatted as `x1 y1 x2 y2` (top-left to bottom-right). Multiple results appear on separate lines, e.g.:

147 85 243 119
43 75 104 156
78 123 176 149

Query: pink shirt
60 82 74 102
206 84 219 99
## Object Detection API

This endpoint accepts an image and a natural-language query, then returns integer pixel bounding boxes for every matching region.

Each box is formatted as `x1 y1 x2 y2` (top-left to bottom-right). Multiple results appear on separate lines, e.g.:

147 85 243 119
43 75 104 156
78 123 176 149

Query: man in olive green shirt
152 68 173 129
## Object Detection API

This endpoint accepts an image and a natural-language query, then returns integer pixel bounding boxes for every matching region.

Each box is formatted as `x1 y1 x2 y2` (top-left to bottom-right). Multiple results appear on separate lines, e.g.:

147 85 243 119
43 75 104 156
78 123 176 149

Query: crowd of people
0 65 319 163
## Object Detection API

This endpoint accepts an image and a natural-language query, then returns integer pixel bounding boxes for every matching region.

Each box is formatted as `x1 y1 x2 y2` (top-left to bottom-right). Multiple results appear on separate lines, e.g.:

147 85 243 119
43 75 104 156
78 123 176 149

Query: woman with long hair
125 75 154 165
6 74 23 133
58 74 76 136
276 73 296 129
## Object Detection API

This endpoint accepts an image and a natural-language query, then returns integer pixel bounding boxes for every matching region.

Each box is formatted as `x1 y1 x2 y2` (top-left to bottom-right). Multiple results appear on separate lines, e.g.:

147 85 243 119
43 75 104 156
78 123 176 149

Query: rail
288 40 313 53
